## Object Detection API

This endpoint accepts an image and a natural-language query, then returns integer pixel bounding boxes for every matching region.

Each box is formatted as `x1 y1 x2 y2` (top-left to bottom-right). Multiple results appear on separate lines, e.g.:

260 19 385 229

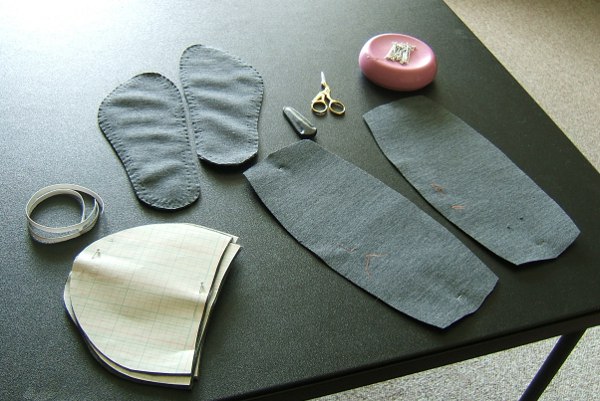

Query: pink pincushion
359 33 437 91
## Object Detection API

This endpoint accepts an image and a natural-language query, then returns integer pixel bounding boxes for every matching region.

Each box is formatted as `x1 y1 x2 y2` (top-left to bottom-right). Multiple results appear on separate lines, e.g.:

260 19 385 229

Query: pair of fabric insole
98 44 263 210
244 96 579 329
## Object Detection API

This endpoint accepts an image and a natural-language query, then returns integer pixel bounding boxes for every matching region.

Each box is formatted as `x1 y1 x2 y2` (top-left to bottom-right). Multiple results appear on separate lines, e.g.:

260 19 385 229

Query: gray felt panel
363 96 580 265
244 140 498 329
98 73 201 210
180 44 264 166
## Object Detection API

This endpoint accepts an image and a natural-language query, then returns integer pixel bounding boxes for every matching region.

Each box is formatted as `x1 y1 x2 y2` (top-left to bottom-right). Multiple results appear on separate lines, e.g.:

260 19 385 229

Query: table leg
519 329 586 401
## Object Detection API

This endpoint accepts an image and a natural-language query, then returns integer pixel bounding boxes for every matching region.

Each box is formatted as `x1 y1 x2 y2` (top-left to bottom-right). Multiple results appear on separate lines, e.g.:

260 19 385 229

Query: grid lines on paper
69 223 231 374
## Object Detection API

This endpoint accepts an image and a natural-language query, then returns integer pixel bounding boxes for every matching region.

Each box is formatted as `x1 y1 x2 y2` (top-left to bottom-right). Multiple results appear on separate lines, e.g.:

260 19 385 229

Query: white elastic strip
25 184 105 244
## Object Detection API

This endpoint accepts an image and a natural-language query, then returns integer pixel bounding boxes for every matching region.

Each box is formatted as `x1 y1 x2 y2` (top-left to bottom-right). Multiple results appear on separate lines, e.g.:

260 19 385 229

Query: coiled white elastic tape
25 184 104 244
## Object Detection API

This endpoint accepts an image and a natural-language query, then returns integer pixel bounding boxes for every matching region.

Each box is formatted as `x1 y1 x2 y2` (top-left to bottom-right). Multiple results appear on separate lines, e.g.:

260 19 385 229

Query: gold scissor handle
310 92 329 116
311 95 346 116
327 98 345 116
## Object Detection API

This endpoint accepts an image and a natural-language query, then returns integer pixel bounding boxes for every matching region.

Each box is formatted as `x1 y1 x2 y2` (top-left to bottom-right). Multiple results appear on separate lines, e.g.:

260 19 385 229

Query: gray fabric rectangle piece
363 96 580 265
244 140 497 329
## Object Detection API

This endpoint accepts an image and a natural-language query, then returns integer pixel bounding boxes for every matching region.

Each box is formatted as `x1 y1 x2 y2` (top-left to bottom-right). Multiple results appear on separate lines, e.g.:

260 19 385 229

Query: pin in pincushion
359 33 437 91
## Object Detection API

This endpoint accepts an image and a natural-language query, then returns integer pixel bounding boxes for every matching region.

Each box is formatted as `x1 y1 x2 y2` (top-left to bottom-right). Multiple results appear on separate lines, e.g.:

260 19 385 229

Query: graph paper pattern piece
64 277 193 387
68 223 235 375
64 240 240 388
192 242 240 378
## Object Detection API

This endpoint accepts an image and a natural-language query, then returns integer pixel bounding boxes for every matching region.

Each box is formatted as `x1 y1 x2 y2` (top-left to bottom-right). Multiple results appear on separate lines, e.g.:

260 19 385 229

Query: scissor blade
320 71 326 85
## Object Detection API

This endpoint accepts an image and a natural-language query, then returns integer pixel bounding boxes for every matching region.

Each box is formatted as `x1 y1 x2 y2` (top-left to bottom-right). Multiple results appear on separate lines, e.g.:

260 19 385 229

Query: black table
1 1 598 400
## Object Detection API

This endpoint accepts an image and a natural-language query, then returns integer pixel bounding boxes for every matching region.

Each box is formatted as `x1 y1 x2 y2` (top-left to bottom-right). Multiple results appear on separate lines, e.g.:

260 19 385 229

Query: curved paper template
64 279 192 387
67 224 235 376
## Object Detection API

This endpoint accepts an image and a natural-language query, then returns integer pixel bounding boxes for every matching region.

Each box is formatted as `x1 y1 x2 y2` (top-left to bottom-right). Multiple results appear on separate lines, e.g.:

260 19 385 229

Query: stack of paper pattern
63 223 240 388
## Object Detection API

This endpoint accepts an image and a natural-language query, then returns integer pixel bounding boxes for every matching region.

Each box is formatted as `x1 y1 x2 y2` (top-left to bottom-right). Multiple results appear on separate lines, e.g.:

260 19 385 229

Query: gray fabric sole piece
98 73 201 210
180 44 264 166
363 96 580 265
244 140 498 329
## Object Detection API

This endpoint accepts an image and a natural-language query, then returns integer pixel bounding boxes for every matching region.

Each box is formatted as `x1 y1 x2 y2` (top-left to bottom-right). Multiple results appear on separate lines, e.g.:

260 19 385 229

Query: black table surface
1 1 599 400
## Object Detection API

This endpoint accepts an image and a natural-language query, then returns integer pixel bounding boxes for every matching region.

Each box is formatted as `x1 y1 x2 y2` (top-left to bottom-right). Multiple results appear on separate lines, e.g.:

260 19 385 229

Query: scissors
310 72 346 116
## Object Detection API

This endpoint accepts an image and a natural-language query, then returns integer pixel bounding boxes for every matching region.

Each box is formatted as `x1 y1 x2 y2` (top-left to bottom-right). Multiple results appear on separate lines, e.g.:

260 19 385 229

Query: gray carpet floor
313 1 599 399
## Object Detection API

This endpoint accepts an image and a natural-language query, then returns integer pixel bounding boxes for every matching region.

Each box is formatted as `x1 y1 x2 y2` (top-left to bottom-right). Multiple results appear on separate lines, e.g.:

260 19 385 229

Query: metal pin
386 42 416 65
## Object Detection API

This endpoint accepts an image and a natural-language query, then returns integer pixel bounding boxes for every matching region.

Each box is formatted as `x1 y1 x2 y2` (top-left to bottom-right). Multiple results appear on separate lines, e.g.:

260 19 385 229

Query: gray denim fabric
363 96 580 265
180 44 264 166
98 73 201 210
244 140 497 329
